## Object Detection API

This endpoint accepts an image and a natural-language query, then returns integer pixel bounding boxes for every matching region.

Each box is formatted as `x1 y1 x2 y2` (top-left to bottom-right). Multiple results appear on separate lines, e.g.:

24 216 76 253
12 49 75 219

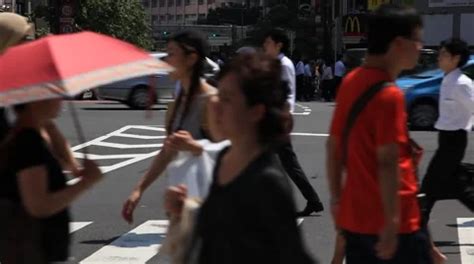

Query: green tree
76 0 153 50
33 0 154 50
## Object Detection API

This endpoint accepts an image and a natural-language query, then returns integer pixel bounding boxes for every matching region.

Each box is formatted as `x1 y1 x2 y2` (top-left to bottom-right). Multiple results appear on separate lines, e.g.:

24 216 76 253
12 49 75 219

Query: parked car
344 48 438 76
396 55 474 130
97 52 220 109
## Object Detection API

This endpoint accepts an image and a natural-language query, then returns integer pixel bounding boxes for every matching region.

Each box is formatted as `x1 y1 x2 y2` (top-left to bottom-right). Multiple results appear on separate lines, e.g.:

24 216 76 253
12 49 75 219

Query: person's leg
421 130 467 221
277 141 323 216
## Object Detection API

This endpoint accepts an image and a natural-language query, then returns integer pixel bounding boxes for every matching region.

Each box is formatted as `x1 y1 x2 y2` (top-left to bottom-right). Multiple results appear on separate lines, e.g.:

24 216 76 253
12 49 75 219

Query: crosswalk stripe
79 220 168 263
70 222 93 233
457 217 474 264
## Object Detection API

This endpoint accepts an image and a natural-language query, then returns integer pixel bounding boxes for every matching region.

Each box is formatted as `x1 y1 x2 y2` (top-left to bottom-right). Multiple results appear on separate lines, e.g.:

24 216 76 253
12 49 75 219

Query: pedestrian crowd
0 3 473 264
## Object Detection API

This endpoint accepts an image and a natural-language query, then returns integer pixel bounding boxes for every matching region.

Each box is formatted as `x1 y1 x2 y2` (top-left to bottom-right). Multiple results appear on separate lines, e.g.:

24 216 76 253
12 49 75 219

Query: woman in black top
165 52 315 264
0 99 103 263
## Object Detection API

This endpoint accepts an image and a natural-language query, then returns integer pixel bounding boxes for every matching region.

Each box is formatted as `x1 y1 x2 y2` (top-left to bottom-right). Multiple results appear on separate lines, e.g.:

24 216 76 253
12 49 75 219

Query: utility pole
321 0 331 62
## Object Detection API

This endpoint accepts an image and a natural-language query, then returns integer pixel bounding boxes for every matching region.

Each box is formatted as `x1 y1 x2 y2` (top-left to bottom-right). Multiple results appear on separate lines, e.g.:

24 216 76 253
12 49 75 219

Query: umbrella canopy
0 31 173 106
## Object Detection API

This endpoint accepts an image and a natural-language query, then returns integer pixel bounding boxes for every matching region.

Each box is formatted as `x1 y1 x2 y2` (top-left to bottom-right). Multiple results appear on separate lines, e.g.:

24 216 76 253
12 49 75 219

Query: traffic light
210 33 220 38
162 31 169 36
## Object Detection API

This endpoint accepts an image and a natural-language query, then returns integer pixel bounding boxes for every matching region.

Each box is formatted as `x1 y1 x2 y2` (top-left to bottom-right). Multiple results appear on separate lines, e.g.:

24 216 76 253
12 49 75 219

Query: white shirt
279 53 296 113
321 65 333 80
295 60 305 76
435 68 474 131
334 60 346 77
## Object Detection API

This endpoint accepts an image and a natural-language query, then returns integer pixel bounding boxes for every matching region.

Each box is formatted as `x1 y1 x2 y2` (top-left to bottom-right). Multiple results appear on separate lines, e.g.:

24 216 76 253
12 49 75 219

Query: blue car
396 55 474 130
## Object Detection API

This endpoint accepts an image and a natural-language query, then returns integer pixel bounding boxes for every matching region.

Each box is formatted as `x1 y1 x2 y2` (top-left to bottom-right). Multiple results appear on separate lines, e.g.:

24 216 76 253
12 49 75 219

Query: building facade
142 0 263 26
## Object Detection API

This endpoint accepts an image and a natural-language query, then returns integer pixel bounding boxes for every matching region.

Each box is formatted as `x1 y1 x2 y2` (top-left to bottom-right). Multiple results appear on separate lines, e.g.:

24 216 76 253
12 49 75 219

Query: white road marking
73 153 150 160
92 141 163 149
297 218 304 226
79 220 168 264
457 217 474 264
291 132 329 137
293 103 312 116
70 222 93 233
112 133 166 140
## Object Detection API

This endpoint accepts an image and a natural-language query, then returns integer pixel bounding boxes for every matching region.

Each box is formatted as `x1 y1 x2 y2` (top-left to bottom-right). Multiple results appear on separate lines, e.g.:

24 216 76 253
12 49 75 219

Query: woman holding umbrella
0 12 80 175
122 30 220 223
0 99 103 263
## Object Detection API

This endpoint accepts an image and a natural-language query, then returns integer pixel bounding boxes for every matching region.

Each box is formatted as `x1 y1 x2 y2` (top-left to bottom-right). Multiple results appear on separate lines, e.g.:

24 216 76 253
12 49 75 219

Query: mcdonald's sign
343 15 367 37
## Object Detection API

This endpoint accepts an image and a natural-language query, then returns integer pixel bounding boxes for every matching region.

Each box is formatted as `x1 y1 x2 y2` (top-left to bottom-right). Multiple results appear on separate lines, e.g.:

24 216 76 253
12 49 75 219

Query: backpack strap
341 81 393 166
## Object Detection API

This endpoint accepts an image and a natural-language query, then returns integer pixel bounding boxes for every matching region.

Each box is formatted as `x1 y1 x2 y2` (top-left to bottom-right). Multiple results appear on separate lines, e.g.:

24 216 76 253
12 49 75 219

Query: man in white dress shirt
421 38 474 222
295 56 306 101
333 55 346 98
263 29 324 216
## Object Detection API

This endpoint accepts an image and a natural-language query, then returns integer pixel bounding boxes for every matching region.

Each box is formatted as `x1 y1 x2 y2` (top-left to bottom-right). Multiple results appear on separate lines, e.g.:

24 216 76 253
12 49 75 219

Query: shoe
296 202 324 217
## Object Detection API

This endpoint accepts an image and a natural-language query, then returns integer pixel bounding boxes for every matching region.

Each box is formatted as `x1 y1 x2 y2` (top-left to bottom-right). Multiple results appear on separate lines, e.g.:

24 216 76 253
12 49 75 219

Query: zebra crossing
66 218 306 263
66 218 474 263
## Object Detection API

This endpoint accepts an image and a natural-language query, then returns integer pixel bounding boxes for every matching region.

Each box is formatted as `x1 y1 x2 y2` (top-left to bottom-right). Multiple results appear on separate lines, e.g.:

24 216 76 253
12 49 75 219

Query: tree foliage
33 0 154 50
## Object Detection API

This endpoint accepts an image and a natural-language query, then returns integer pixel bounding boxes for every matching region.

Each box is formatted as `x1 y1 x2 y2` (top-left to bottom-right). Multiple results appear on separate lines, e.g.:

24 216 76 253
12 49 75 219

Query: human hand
164 131 202 155
79 159 103 186
164 184 188 217
122 189 142 224
376 223 398 260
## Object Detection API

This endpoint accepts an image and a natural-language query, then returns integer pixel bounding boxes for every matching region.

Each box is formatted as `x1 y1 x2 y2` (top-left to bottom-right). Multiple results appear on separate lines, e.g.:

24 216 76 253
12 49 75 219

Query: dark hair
218 52 293 146
264 29 290 55
367 4 423 55
166 30 209 134
440 38 471 68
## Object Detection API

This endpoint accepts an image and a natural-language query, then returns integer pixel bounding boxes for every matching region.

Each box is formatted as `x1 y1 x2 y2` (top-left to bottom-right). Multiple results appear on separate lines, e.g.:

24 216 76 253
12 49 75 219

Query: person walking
321 60 334 102
304 60 314 101
327 4 432 263
295 56 305 101
263 29 324 216
165 52 315 264
122 30 219 224
421 38 474 223
0 13 80 175
333 55 346 99
0 100 103 263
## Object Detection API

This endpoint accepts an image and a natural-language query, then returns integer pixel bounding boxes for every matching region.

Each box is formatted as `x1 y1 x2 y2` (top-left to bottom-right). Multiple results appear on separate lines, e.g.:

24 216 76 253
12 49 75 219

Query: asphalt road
53 100 473 264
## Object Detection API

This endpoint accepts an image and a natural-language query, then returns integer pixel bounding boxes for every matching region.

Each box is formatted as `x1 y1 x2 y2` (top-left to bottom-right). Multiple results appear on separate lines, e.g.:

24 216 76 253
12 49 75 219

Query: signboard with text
59 0 76 34
429 0 474 7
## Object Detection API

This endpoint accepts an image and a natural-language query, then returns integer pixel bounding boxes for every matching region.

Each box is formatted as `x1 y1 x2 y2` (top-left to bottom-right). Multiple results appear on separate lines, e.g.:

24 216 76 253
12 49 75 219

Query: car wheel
409 103 438 130
128 87 153 109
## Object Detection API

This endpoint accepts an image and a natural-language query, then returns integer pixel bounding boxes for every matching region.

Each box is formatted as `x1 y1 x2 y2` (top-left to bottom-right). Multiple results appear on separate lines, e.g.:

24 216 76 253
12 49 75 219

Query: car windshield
400 52 439 76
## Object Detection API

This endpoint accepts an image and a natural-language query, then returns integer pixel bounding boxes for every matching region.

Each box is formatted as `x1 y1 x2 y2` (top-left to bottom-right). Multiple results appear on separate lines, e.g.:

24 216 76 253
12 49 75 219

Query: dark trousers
333 76 342 99
277 141 321 204
420 129 467 223
321 79 333 102
344 228 433 264
296 75 304 101
0 108 9 142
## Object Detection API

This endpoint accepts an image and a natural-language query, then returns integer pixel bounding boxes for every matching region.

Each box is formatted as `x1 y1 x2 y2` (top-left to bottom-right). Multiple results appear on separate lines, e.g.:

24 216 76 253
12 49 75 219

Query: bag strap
341 81 393 166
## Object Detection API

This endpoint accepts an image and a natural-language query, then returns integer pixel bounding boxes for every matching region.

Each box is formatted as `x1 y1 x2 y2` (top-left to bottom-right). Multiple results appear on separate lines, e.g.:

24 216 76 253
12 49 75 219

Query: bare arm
134 149 175 193
326 136 343 205
376 143 400 227
326 135 344 230
18 160 101 218
43 121 80 174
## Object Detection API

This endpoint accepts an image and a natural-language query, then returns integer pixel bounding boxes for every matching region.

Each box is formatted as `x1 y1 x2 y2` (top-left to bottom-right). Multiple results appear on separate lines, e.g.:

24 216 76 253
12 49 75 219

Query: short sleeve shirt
329 67 420 234
0 128 70 221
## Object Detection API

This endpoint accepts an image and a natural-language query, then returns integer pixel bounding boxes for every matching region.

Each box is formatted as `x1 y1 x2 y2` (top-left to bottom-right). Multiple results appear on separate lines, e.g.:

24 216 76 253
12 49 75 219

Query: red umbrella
0 31 173 156
0 31 173 106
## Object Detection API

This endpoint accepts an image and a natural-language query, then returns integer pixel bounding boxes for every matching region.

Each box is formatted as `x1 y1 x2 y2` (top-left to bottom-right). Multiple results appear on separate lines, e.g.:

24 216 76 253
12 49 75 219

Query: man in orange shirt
326 4 432 263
